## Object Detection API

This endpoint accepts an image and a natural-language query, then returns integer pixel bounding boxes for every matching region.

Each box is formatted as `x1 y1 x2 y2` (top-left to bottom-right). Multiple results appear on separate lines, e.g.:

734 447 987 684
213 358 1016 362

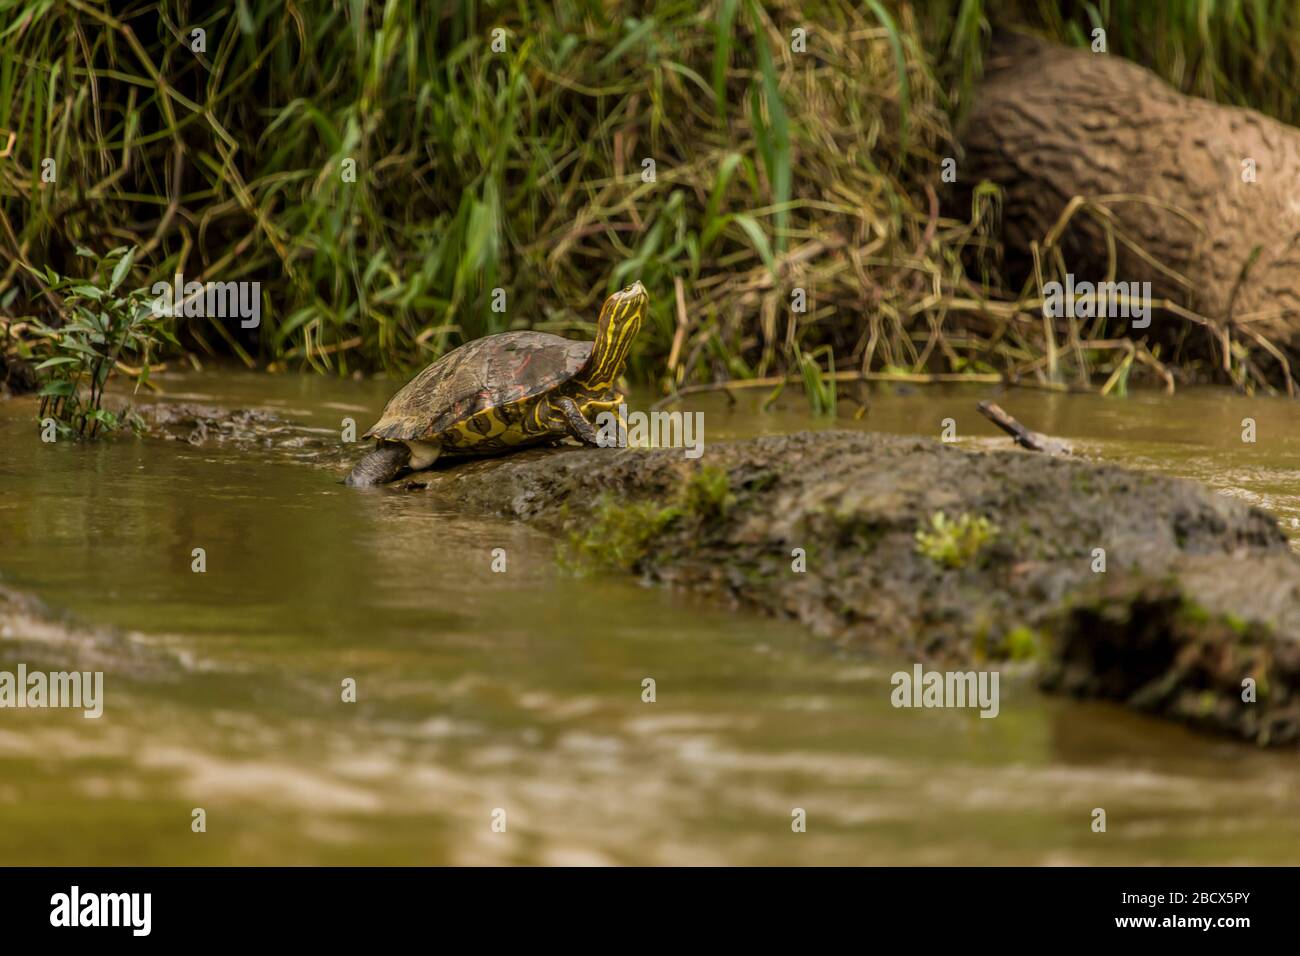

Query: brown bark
955 35 1300 351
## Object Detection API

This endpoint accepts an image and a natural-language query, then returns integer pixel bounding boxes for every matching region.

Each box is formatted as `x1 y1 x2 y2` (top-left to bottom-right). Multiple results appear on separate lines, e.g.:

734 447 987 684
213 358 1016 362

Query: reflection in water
1 373 1299 864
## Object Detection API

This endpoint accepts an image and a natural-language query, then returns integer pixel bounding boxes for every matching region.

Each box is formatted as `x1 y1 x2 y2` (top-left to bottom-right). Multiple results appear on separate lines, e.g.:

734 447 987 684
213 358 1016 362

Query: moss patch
914 511 999 569
561 466 736 573
562 497 683 573
682 466 736 521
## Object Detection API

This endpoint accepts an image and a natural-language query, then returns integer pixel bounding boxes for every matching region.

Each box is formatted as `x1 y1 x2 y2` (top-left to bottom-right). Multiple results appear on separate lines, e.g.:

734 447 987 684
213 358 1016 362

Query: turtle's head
578 280 648 391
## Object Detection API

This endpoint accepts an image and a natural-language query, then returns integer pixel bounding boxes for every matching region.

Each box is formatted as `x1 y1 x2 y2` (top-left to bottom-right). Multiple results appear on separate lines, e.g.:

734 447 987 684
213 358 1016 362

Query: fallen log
955 35 1300 358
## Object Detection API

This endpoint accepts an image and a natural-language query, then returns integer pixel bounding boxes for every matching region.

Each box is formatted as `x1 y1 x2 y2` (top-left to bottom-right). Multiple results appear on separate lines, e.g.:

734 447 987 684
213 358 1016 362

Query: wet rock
0 585 186 680
134 401 284 446
402 430 1300 744
129 400 348 470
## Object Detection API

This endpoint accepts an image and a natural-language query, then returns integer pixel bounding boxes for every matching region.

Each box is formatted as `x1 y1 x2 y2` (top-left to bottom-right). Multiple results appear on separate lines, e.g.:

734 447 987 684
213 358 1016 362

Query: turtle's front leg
581 395 627 446
552 396 600 446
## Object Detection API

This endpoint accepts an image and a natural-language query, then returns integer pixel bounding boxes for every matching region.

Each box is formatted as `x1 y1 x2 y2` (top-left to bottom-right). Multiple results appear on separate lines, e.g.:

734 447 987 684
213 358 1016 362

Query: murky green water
2 373 1299 864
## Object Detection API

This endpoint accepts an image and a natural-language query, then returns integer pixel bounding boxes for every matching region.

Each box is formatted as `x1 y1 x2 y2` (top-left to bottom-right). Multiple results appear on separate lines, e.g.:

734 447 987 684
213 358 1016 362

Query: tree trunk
954 35 1300 355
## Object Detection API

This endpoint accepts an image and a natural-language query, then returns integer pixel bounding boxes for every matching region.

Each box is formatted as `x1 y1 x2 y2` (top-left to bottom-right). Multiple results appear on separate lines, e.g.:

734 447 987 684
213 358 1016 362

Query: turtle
344 281 647 486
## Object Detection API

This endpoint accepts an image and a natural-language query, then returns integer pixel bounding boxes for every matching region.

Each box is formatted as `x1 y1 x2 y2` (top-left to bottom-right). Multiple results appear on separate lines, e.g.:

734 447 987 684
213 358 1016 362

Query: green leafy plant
915 511 999 569
28 247 176 438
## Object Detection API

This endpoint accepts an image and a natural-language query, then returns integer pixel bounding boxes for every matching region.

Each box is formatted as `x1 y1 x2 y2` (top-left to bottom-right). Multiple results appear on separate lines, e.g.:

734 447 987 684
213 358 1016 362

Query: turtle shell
364 330 592 442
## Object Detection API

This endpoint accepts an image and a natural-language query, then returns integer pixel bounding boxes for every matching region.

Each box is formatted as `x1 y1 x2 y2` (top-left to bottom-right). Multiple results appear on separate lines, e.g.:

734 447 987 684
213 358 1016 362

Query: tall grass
0 0 963 382
2 0 1299 398
1011 0 1300 126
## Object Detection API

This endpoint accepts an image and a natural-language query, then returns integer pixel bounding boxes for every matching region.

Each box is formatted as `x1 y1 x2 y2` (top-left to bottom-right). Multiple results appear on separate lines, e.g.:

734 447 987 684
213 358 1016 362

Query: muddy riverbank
390 430 1300 745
